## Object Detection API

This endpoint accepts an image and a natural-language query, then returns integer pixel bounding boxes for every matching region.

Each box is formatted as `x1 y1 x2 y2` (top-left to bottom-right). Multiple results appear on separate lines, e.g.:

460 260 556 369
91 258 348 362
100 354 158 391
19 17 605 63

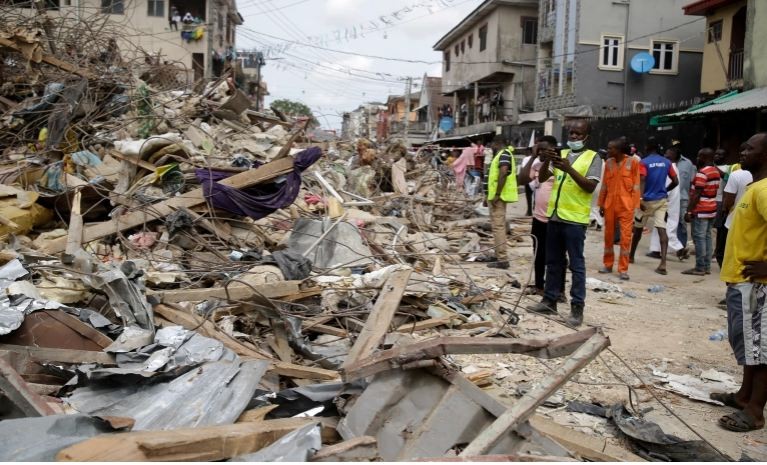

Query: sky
236 0 485 130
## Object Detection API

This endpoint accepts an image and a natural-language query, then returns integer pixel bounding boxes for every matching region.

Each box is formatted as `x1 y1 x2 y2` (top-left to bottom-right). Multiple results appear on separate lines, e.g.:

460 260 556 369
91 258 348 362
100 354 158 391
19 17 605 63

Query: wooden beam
342 268 412 369
40 310 113 349
153 304 338 381
342 328 599 381
0 358 56 416
40 156 296 254
394 316 454 333
416 454 577 462
0 344 115 365
529 415 645 462
0 37 96 79
460 333 610 456
55 418 316 461
108 149 157 172
312 436 378 462
149 280 302 303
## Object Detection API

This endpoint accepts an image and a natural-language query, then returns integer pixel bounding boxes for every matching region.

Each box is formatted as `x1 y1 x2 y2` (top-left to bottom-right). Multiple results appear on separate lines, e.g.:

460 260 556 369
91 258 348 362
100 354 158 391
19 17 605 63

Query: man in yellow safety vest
530 120 602 326
486 134 518 269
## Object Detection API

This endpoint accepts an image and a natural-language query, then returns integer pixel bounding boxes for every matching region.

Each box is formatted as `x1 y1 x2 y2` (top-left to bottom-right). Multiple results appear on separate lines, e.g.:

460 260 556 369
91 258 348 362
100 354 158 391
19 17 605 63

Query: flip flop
710 392 743 409
654 268 668 275
682 268 706 276
718 410 764 432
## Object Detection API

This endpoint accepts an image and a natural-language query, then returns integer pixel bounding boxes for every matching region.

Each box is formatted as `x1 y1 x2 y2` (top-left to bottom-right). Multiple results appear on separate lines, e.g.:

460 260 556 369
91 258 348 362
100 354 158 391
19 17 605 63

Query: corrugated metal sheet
689 86 767 115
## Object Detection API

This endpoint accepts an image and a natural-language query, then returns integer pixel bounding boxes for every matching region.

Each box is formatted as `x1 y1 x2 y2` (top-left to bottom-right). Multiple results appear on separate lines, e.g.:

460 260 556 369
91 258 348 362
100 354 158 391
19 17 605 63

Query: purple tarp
195 146 322 220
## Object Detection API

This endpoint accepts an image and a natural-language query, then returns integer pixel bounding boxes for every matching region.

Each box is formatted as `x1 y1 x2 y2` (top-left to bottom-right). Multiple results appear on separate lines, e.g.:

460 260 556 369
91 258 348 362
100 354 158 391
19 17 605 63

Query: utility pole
254 51 265 111
205 0 214 80
403 76 412 143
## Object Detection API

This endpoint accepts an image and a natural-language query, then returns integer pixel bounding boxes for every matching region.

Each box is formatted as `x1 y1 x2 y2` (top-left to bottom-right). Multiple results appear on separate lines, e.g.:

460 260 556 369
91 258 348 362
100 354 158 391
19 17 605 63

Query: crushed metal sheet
230 422 322 462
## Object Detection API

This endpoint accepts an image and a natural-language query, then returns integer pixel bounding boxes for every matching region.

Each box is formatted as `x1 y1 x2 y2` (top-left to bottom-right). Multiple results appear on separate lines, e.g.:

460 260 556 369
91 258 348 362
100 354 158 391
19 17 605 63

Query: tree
270 99 319 127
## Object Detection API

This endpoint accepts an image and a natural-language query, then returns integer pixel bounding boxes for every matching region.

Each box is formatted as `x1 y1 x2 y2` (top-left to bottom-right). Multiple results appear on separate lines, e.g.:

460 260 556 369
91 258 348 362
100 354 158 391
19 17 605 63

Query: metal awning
411 103 428 113
650 87 767 126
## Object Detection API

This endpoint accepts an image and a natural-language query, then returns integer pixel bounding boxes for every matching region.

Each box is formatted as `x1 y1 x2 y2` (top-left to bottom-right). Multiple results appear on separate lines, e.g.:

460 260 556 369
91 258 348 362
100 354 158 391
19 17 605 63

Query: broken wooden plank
417 454 578 462
0 37 96 79
0 357 56 416
56 418 315 461
108 149 157 172
312 436 378 462
64 189 83 255
175 206 233 242
529 415 645 462
237 405 278 423
152 304 338 380
41 156 296 254
342 268 412 369
395 316 454 333
343 328 599 381
460 332 610 456
149 280 302 303
0 344 115 365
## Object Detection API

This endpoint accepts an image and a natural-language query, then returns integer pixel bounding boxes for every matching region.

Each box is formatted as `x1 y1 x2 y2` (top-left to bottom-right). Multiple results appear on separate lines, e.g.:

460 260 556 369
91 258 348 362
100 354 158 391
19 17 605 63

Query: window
147 0 163 17
468 33 473 48
101 0 123 14
479 24 488 51
444 51 450 72
652 40 678 73
708 20 723 43
454 44 459 57
460 40 465 54
599 35 623 69
522 17 537 45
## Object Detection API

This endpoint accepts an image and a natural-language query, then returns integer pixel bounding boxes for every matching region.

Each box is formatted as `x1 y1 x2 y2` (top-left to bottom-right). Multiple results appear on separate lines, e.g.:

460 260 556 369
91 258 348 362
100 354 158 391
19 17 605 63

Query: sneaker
618 272 630 281
530 298 558 314
487 261 509 269
598 267 612 274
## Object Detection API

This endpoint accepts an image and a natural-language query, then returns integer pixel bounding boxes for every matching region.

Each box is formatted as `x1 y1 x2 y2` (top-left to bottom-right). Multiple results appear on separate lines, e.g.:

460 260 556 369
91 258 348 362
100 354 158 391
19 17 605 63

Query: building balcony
389 121 431 134
728 49 744 83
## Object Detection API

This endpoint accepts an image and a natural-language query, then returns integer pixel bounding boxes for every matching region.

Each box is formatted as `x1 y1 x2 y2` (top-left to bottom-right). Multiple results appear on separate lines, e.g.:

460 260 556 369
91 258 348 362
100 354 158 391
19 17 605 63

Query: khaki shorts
634 199 668 229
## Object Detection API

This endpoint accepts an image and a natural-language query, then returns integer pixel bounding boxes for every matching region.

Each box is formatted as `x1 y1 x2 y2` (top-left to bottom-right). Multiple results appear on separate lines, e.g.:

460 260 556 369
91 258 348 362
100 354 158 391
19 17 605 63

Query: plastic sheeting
67 359 268 430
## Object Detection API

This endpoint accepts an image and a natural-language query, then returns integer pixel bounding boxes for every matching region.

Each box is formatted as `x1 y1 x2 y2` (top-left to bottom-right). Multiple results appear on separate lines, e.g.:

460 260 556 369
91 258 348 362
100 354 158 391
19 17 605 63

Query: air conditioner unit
631 101 652 113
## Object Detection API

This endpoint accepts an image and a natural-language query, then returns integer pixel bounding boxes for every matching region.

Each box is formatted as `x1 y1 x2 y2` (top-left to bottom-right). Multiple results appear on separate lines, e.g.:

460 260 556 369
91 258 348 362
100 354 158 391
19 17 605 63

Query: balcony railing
389 121 430 134
729 49 744 82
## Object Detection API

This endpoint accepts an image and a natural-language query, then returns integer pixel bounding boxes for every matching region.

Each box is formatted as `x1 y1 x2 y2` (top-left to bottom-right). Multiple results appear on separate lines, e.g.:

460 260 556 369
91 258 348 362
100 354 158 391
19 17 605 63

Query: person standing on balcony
486 135 518 270
169 6 180 31
531 120 602 327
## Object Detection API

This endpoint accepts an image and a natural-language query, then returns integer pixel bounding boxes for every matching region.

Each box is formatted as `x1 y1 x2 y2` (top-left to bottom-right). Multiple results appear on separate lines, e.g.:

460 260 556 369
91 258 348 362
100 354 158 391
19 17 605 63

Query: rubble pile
0 16 721 464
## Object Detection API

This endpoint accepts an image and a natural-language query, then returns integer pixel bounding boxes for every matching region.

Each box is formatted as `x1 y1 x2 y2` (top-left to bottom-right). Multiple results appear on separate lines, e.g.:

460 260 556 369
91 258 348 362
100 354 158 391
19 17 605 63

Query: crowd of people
460 122 767 434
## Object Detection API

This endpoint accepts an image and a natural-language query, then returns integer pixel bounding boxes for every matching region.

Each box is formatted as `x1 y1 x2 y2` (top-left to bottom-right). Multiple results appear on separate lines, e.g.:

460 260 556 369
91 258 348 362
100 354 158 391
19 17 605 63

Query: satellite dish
630 52 655 73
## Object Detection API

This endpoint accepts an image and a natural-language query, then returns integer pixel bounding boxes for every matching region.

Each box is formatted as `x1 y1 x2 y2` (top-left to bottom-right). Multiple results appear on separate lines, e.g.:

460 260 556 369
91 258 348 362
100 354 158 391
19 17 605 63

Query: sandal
654 267 668 276
681 268 706 276
718 410 765 432
710 392 743 409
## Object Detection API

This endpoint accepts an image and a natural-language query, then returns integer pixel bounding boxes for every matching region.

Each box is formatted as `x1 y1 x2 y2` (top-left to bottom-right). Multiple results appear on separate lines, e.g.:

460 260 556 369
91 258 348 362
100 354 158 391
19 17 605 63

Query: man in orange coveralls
598 137 641 280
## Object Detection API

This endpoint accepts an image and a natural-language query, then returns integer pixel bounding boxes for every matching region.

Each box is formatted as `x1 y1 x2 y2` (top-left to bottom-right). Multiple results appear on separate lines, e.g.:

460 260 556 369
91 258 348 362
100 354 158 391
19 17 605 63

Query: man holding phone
531 120 602 327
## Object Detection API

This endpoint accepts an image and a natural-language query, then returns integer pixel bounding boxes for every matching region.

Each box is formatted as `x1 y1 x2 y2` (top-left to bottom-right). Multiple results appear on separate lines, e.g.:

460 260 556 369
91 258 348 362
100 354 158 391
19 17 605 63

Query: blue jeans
677 199 689 247
544 220 587 306
692 217 714 271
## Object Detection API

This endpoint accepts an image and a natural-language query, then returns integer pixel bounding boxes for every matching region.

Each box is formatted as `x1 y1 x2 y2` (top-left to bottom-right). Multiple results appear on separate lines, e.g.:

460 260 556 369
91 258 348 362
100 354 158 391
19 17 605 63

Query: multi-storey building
6 0 242 82
535 0 705 118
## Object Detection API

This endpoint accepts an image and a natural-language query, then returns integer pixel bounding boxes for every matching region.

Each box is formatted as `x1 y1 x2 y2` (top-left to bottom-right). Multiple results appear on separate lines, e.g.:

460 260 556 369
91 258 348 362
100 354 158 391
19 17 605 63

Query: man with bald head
531 119 602 327
682 148 721 275
716 133 767 432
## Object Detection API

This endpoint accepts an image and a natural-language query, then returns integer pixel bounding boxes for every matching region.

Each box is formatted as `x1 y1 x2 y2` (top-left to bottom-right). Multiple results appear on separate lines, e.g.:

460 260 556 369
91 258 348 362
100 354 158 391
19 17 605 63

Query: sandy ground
445 200 767 460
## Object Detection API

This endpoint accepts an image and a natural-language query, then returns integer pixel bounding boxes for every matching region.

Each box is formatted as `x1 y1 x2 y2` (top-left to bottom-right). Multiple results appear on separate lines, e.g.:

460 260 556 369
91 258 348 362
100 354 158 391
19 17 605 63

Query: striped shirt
691 165 721 218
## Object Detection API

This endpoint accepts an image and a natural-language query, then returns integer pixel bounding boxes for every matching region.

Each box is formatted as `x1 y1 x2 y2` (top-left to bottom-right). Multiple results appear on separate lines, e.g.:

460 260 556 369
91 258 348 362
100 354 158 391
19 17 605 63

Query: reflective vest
546 149 598 224
487 146 518 202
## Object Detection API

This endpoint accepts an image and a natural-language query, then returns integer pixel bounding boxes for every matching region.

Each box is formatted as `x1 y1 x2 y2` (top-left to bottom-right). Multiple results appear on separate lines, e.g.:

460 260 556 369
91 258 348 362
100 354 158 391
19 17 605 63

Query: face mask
567 140 585 151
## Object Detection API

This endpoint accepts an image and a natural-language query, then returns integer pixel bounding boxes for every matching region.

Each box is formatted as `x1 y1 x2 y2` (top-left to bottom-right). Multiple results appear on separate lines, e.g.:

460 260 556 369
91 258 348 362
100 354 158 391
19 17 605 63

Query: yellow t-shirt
720 177 767 284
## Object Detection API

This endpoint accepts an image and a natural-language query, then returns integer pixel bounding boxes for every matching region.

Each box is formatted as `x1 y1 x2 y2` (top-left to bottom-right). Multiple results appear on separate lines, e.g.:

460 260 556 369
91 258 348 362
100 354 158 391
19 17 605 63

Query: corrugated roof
650 87 767 126
689 86 767 114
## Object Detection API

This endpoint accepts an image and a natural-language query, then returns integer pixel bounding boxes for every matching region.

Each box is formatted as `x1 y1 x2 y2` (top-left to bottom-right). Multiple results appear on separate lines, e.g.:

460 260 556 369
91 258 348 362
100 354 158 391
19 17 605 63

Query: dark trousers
524 184 533 216
531 218 566 292
544 220 587 306
715 225 728 268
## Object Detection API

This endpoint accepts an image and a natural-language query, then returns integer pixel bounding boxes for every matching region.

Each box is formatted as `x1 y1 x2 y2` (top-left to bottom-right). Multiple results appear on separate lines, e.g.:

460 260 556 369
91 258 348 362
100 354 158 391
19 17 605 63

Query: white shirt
724 169 754 229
